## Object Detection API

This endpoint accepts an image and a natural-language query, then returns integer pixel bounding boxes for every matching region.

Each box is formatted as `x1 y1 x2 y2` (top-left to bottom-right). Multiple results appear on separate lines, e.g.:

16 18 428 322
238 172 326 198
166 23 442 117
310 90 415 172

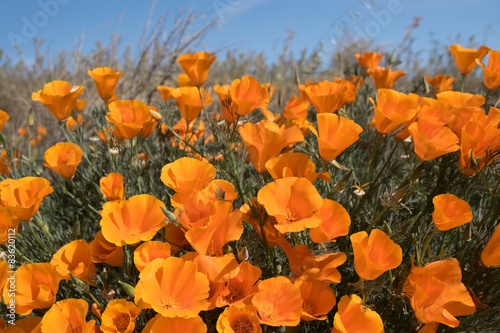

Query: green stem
419 228 437 266
365 206 389 232
27 221 50 253
69 179 101 217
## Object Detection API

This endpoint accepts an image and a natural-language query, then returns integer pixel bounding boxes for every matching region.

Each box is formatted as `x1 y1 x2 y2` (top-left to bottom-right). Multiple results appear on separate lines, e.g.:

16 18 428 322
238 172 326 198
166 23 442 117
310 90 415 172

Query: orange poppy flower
432 194 472 231
100 194 166 246
32 80 84 121
265 152 330 183
403 259 475 327
177 51 216 86
312 113 363 162
50 239 96 284
100 299 140 333
143 314 207 333
367 66 406 89
184 252 239 310
481 222 500 267
198 179 238 205
74 99 87 112
238 120 304 173
0 110 9 131
332 294 384 333
417 98 454 126
106 100 155 140
217 305 262 333
476 50 500 90
185 201 243 256
41 298 98 333
304 80 356 113
100 172 124 201
459 106 500 176
294 275 336 321
43 142 83 179
134 257 210 318
370 89 420 135
310 199 351 243
350 229 402 280
257 177 322 233
170 192 214 230
67 114 86 131
161 157 216 193
172 86 212 123
88 67 123 100
277 237 346 284
2 316 42 333
176 73 194 87
230 76 270 116
0 177 53 222
171 117 206 139
449 44 490 75
89 230 124 267
424 75 455 94
252 276 303 327
217 261 262 307
157 85 176 101
214 84 239 123
436 91 485 136
282 95 309 121
3 262 60 315
240 197 283 249
133 241 171 271
355 52 384 72
408 121 459 161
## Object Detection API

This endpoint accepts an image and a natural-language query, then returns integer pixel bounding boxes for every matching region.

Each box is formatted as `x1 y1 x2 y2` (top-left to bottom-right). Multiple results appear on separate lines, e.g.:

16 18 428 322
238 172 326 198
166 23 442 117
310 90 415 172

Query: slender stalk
365 206 389 232
418 228 437 266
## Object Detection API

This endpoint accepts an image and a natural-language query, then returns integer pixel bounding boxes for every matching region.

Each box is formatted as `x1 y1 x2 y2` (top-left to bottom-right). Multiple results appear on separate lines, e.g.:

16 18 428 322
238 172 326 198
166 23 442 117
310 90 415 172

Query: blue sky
1 0 499 65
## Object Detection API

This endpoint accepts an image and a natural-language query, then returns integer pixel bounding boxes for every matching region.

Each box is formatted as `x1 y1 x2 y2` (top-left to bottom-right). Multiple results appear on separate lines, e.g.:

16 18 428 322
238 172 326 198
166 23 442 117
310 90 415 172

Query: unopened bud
72 218 80 237
91 303 102 320
27 109 35 127
391 182 412 203
160 206 177 223
118 281 135 297
223 244 232 254
333 170 352 193
150 109 163 121
410 163 424 182
237 247 249 261
70 273 85 288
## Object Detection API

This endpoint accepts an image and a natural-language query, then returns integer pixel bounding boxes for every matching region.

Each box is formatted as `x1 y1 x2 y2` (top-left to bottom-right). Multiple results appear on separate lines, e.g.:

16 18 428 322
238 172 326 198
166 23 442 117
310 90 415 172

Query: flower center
233 317 254 333
160 295 179 310
115 314 131 332
303 301 315 315
226 285 243 303
283 207 298 224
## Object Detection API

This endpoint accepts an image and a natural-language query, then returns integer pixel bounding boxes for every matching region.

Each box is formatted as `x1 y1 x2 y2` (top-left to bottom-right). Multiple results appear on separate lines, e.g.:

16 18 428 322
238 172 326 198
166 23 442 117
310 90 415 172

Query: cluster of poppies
0 45 499 333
